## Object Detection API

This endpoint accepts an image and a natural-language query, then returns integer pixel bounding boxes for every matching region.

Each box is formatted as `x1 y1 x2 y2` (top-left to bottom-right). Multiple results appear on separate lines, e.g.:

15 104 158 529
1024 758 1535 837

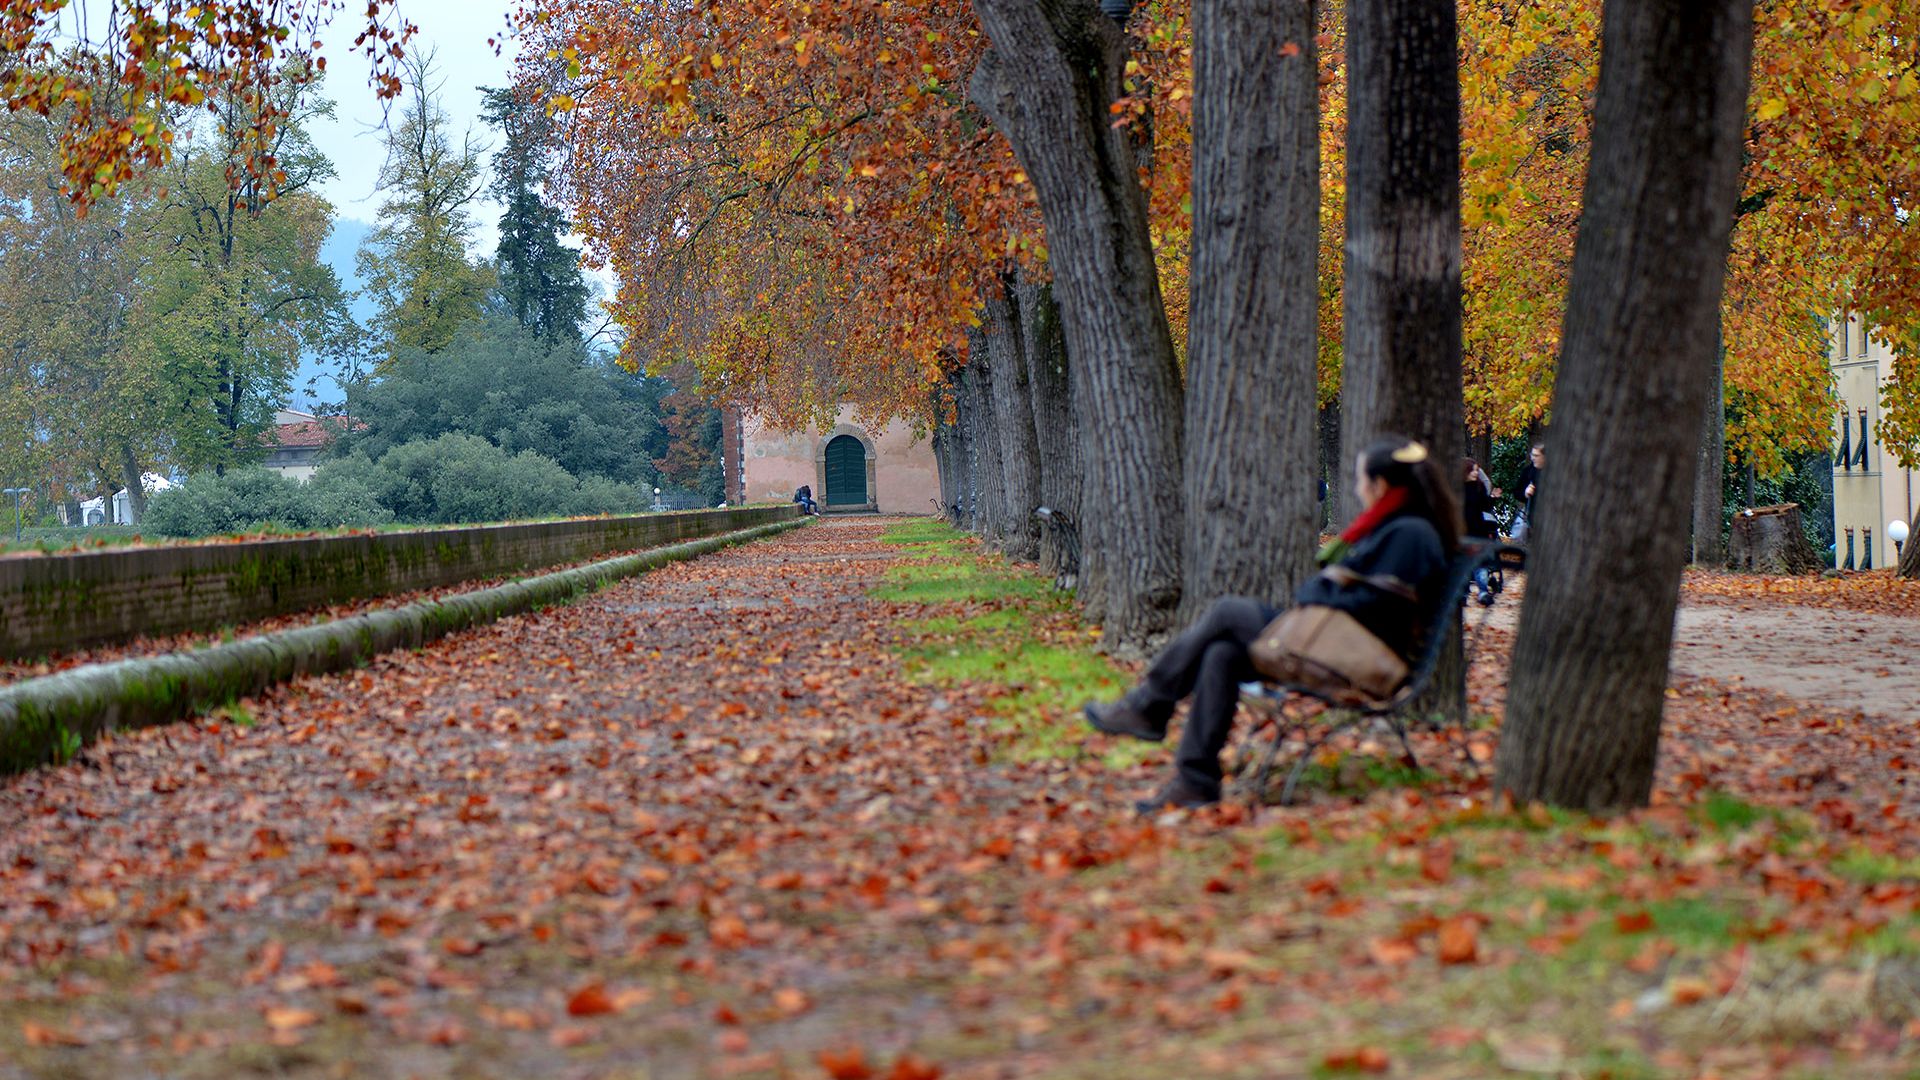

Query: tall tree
1495 0 1756 812
969 0 1186 651
482 87 590 344
138 77 354 481
984 282 1042 561
1181 0 1320 615
1693 334 1726 567
0 109 161 513
358 53 494 362
1337 0 1465 722
1337 0 1463 510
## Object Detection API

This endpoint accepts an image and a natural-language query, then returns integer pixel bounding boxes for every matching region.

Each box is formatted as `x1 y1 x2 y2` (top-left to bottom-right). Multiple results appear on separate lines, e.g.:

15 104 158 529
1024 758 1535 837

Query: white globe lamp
1889 519 1910 561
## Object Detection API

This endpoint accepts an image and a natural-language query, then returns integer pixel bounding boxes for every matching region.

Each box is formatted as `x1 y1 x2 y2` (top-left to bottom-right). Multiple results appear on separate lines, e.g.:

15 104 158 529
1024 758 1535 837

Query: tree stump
1728 504 1819 574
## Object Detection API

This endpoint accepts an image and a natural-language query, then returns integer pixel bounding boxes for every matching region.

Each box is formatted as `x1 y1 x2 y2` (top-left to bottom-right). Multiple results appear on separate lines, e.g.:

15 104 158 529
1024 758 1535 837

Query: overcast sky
309 0 520 249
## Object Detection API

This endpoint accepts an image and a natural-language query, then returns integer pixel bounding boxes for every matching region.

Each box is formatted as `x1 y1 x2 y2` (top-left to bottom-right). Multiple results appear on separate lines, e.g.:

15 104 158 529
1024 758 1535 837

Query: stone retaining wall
0 507 797 659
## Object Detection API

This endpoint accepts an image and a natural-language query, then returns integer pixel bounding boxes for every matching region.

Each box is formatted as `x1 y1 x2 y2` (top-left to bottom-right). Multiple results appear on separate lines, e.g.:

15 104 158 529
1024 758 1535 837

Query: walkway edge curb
0 518 811 775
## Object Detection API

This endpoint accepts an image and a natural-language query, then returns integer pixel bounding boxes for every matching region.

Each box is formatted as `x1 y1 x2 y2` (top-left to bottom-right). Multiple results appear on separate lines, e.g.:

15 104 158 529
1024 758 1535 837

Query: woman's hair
1361 435 1464 552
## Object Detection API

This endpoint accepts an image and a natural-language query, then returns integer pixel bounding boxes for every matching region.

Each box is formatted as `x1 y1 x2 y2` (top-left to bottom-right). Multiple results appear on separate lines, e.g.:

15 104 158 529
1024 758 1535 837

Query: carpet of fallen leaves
1 519 1916 1079
0 539 737 689
1682 567 1920 618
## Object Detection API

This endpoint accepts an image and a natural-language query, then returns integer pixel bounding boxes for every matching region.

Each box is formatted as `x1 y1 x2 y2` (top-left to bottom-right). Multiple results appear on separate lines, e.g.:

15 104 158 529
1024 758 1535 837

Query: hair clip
1391 442 1429 464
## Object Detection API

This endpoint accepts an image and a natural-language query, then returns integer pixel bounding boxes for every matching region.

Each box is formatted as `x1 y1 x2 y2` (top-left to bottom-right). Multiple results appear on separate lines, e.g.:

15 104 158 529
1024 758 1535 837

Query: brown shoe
1084 700 1166 742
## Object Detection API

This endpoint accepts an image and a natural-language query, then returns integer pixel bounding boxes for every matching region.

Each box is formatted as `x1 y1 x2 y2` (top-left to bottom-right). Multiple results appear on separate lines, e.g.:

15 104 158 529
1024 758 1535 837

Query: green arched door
823 435 868 507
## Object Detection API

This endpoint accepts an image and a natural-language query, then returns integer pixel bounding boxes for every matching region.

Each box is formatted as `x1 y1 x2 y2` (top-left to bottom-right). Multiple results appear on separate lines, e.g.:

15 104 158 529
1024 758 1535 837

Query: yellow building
1830 313 1917 569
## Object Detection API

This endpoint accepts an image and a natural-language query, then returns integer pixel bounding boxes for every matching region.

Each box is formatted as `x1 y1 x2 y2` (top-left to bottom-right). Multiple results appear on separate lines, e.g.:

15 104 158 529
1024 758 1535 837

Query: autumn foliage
513 0 1914 477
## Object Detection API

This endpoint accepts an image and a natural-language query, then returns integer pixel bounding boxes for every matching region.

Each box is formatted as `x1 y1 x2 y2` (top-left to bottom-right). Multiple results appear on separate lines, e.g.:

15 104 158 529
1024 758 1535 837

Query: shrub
144 436 656 537
143 468 312 537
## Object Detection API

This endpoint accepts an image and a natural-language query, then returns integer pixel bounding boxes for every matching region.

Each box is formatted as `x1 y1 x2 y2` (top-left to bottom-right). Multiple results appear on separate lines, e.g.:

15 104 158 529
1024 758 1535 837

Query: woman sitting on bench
1085 434 1461 812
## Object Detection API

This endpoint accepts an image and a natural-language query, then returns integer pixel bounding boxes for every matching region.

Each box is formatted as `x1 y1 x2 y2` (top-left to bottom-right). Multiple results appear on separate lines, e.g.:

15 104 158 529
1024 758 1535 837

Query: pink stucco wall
741 408 940 515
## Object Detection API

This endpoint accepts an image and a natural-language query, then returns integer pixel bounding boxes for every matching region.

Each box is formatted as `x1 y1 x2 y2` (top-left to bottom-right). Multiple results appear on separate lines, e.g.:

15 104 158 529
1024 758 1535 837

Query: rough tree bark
953 364 984 531
1019 278 1085 587
1337 0 1465 721
1318 402 1342 532
931 408 958 520
1494 0 1755 812
970 0 1185 651
985 284 1043 562
1692 332 1726 567
965 327 1007 546
1180 0 1319 617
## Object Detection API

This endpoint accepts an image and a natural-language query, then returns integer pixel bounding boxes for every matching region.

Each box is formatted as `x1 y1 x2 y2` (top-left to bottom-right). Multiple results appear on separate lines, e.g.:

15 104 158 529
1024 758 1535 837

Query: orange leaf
886 1053 943 1080
22 1020 86 1047
1437 916 1479 965
818 1046 876 1080
1323 1046 1391 1073
264 1006 319 1032
1366 936 1418 967
567 982 618 1017
1615 910 1654 934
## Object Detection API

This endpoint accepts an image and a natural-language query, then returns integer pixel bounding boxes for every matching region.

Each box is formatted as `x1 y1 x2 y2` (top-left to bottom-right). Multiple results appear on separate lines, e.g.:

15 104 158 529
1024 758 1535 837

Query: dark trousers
1127 596 1278 797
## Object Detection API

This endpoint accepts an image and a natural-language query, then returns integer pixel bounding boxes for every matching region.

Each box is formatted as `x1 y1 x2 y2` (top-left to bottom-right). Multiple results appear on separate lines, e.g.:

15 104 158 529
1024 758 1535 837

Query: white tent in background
107 474 175 526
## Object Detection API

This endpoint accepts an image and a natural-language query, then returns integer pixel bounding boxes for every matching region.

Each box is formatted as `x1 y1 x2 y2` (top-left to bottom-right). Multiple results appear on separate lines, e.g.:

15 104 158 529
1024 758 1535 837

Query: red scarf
1317 486 1410 565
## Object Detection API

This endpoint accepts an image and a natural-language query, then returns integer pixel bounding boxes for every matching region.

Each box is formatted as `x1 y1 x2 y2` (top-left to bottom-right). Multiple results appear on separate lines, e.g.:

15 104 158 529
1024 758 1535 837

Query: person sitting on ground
1462 457 1501 606
793 485 818 515
1084 435 1461 812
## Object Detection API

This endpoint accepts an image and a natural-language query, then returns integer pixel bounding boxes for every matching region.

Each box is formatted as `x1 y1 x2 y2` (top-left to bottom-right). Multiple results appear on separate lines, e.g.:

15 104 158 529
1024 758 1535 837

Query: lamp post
1890 519 1910 564
1 488 26 543
652 486 663 513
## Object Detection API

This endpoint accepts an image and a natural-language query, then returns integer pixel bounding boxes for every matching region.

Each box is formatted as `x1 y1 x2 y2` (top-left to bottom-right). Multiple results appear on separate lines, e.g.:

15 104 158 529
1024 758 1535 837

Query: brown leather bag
1248 605 1409 704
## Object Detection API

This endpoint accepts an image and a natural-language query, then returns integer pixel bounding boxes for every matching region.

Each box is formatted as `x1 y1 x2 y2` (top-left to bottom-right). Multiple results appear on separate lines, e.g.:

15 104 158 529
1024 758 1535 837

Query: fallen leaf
567 982 618 1017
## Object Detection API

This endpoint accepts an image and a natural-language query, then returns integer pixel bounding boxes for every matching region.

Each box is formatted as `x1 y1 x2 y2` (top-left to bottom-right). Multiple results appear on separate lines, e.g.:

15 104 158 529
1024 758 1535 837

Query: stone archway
815 425 878 513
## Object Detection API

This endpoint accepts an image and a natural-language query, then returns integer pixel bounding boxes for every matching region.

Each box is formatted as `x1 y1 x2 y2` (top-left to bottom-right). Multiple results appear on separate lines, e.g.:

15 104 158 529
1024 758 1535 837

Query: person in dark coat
793 485 817 515
1513 445 1544 541
1085 434 1461 812
1462 458 1501 605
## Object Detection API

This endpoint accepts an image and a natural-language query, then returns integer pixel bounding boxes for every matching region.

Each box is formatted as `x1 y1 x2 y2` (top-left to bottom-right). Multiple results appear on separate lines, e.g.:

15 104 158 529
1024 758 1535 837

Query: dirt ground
1485 575 1920 722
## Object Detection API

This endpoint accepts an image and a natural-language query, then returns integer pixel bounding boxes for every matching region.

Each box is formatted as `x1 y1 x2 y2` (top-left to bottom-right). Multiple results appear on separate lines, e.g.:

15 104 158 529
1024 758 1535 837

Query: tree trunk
119 444 147 526
985 283 1043 562
1337 0 1465 723
1019 278 1084 588
1728 504 1817 574
965 327 1007 545
1180 0 1319 617
954 364 984 531
1318 402 1342 532
971 0 1185 651
1692 331 1726 567
932 407 958 520
1494 0 1755 813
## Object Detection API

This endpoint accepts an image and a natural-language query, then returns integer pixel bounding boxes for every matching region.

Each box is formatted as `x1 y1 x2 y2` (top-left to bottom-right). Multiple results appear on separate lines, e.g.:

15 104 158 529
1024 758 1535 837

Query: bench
1233 539 1527 805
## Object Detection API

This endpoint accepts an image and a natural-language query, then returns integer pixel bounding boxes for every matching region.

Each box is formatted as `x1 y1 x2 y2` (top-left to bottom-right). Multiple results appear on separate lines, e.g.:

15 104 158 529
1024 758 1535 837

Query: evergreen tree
483 87 590 343
357 53 494 362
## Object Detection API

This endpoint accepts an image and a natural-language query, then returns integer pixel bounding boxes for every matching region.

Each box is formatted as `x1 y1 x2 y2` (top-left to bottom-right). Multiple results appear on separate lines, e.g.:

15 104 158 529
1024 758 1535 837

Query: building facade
734 406 939 515
1830 313 1917 570
263 409 331 483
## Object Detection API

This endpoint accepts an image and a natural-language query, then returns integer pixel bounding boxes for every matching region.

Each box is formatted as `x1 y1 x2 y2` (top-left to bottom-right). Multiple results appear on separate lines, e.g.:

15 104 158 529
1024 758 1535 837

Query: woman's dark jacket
1293 515 1448 658
1462 481 1499 540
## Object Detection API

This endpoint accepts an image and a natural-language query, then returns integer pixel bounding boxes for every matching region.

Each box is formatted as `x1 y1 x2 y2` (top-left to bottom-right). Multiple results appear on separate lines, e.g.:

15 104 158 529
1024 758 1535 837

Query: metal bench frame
1237 539 1527 805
